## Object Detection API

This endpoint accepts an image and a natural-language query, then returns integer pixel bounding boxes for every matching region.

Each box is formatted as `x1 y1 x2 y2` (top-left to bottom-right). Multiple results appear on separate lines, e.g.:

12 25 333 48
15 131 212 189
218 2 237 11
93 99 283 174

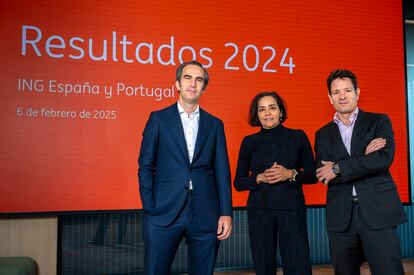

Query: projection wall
0 0 409 213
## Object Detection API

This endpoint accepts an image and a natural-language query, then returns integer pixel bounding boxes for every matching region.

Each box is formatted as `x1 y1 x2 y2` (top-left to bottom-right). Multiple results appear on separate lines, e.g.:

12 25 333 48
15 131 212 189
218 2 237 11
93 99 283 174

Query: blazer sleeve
338 114 395 182
138 112 158 213
314 126 344 185
315 114 395 185
214 121 233 216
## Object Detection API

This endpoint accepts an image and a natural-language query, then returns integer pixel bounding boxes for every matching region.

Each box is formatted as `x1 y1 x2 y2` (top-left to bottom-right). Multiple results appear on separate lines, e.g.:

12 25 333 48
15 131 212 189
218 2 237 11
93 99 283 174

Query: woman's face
257 96 281 129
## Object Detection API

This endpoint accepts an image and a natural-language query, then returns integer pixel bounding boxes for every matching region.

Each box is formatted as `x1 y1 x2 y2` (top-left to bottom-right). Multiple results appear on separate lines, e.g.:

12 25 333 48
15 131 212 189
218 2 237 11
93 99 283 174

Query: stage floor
216 259 414 275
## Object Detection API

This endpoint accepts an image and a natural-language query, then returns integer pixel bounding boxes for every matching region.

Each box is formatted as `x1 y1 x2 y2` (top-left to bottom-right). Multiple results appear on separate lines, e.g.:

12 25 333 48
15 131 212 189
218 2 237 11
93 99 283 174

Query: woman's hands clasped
256 162 294 184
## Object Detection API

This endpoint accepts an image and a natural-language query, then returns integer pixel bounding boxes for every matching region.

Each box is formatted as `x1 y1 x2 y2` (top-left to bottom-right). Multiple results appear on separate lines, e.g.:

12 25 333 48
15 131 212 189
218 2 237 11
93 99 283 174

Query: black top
234 124 317 210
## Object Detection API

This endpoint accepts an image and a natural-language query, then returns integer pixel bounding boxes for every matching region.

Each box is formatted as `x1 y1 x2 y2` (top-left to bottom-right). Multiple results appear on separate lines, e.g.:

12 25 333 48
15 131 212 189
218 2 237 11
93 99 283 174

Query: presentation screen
0 0 409 213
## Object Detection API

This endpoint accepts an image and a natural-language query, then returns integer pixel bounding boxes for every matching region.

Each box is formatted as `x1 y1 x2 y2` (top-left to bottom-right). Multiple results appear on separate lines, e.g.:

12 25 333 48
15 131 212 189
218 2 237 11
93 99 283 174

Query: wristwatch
332 163 340 175
289 169 298 182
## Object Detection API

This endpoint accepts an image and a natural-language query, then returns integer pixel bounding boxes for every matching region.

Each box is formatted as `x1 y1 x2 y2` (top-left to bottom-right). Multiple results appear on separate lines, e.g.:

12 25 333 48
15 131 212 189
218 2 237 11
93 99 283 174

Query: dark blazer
315 109 406 232
138 103 232 231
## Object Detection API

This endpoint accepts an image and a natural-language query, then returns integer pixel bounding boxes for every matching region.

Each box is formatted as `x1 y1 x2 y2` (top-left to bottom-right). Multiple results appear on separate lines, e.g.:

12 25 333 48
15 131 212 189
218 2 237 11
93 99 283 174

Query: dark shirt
234 124 317 210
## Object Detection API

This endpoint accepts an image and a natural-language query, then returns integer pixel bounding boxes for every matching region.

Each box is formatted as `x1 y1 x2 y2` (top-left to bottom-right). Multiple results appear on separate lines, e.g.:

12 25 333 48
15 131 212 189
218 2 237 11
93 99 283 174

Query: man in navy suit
315 69 406 275
138 60 233 275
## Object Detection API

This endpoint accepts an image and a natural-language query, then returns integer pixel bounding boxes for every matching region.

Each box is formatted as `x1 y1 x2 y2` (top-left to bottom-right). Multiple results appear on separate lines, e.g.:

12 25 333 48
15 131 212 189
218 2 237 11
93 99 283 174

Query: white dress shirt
178 102 200 189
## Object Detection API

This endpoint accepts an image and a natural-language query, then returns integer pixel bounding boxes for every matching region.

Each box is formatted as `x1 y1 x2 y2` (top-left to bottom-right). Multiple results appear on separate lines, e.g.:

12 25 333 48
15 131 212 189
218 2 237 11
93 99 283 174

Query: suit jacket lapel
329 122 350 159
192 108 211 162
165 104 190 163
350 109 366 156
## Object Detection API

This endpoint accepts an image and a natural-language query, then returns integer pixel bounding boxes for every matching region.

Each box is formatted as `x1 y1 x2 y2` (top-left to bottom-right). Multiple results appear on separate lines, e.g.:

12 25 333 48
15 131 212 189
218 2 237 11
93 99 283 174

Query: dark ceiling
405 0 414 20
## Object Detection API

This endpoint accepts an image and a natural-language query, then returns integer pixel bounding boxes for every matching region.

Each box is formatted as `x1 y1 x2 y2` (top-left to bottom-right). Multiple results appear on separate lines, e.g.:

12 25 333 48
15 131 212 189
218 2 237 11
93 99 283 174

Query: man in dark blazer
315 69 406 275
138 61 233 275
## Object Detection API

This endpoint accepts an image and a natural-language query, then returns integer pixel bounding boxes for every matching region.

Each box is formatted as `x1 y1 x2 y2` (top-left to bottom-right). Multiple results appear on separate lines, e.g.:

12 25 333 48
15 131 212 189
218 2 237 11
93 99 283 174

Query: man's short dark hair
176 61 209 90
327 69 358 94
248 91 287 127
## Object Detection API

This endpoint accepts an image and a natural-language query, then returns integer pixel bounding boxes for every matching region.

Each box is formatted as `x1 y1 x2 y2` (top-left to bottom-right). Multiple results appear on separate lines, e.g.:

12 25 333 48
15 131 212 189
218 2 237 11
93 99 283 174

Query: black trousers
328 202 405 275
248 207 312 275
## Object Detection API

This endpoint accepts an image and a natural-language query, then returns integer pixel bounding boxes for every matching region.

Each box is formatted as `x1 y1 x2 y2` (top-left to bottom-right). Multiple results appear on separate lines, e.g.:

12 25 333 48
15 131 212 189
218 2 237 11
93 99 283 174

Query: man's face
175 65 205 104
329 77 360 115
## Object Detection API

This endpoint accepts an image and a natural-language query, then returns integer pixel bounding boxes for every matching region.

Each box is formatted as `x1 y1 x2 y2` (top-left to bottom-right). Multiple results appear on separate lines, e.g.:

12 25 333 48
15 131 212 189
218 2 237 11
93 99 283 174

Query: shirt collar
177 102 199 117
333 107 359 125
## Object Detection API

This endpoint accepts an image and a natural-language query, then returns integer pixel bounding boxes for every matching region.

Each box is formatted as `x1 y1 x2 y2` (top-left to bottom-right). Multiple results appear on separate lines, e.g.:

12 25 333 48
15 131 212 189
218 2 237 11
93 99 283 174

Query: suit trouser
248 207 312 275
328 201 404 275
143 191 219 275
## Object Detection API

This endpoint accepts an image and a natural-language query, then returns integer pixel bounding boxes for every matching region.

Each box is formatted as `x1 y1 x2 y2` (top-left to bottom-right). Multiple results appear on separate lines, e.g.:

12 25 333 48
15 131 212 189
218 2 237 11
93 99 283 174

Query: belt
352 196 359 204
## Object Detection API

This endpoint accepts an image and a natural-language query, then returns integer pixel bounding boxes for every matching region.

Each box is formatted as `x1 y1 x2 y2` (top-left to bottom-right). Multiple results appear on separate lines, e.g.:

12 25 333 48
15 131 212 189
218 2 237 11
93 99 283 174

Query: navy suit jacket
315 109 406 232
138 103 232 231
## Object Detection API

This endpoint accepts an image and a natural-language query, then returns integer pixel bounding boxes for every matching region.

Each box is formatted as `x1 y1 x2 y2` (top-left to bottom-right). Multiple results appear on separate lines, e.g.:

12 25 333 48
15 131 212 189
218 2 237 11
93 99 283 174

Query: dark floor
216 260 414 274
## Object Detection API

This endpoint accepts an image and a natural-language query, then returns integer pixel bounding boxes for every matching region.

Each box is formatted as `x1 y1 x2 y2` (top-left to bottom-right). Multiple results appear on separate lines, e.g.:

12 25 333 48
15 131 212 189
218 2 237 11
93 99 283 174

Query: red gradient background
0 0 408 212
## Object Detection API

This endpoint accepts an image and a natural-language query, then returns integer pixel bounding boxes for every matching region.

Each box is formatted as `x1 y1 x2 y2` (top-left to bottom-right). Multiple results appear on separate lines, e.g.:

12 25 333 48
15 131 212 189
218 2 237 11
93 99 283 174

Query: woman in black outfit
234 91 317 275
